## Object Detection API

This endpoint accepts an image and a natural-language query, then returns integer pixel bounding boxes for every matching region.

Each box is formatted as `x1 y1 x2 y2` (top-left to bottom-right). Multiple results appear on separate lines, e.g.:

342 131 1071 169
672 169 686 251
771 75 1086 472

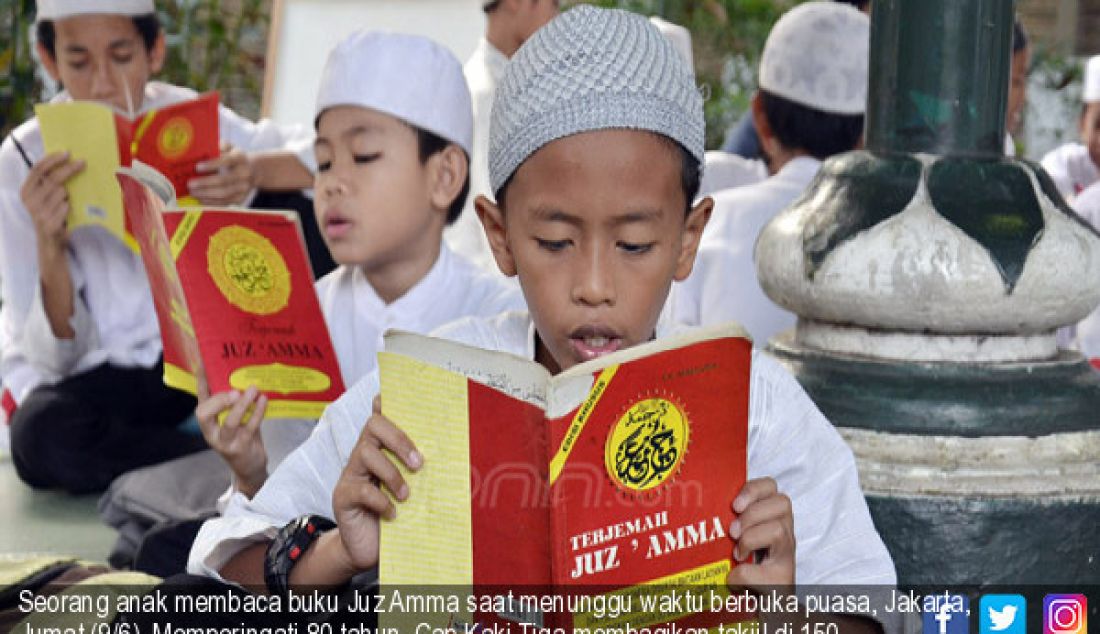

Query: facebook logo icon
923 593 971 634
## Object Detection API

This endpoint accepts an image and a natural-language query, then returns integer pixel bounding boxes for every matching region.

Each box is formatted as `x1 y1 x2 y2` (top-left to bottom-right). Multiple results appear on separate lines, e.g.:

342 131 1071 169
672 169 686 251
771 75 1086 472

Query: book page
384 329 550 408
378 352 475 631
37 102 129 248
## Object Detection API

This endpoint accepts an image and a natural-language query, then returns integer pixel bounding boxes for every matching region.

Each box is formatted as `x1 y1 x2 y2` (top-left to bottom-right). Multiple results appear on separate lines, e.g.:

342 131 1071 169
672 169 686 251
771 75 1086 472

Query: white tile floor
0 455 116 562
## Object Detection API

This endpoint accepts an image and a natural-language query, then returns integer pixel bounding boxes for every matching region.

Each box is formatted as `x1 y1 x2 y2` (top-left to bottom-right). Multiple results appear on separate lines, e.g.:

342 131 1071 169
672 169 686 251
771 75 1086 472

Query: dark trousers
9 361 205 494
133 516 209 577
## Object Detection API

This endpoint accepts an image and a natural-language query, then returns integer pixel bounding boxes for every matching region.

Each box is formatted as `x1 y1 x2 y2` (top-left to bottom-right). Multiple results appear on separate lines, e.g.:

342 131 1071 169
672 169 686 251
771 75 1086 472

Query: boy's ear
475 194 518 277
750 91 777 155
427 145 468 215
673 196 714 282
149 31 167 75
36 42 61 83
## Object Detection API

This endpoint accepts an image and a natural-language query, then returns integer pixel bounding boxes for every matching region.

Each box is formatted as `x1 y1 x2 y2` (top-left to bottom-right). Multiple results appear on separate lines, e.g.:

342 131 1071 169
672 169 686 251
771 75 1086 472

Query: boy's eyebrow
341 125 383 141
531 207 665 227
108 39 136 51
611 209 664 226
532 206 583 228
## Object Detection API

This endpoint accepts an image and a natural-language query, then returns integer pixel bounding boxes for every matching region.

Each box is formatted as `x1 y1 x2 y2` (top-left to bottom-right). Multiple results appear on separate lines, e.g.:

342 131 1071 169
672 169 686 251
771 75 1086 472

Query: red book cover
117 92 220 204
377 324 754 632
118 165 345 419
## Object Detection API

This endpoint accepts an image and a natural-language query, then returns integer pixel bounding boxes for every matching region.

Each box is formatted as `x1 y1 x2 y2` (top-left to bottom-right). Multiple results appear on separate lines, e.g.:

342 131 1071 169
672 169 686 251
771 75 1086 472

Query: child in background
1041 55 1100 201
196 30 524 501
0 0 315 494
191 7 893 630
666 2 869 345
113 30 524 576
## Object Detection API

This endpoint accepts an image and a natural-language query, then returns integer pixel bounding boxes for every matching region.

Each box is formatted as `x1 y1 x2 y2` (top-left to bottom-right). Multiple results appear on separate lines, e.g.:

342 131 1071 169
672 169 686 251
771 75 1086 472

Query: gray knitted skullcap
488 5 704 196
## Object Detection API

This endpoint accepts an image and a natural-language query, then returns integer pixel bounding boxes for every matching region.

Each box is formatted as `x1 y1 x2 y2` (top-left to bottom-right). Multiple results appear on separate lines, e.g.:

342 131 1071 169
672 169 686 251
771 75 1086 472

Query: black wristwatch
264 514 337 597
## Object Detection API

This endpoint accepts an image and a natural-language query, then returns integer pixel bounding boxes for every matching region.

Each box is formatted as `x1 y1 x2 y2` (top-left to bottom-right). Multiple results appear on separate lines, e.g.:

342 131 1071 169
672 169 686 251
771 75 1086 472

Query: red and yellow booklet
377 324 754 631
36 92 220 251
117 163 345 419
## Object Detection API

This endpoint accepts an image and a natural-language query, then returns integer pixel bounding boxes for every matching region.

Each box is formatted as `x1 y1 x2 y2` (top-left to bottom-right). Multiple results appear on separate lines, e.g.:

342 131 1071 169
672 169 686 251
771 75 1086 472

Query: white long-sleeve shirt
1040 142 1099 202
667 156 819 346
0 81 314 404
190 310 895 587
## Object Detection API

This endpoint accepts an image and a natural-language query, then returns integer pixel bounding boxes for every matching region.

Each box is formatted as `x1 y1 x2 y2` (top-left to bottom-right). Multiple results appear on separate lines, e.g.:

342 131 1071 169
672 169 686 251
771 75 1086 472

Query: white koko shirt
668 156 820 346
190 310 896 588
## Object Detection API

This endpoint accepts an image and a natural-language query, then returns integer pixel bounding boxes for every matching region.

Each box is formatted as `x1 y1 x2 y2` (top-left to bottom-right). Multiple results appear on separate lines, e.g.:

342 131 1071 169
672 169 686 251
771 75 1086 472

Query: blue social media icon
981 595 1026 634
923 593 970 634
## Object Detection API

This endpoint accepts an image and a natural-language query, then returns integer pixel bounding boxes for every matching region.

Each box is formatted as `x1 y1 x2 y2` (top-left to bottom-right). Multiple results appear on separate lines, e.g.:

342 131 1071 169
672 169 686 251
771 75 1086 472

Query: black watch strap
264 514 336 597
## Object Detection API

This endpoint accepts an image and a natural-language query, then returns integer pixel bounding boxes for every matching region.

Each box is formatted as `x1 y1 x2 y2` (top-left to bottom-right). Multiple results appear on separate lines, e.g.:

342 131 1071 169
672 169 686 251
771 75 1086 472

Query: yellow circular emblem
157 116 194 159
207 226 291 316
605 397 689 492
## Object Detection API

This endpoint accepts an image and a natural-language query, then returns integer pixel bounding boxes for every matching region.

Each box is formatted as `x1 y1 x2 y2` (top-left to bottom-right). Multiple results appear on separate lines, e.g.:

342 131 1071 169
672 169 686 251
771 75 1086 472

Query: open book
377 323 754 631
36 92 220 251
117 162 345 419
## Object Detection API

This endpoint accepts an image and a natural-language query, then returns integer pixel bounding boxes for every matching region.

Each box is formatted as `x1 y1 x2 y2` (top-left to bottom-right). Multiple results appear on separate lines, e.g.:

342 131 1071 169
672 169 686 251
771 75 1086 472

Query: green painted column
866 0 1013 156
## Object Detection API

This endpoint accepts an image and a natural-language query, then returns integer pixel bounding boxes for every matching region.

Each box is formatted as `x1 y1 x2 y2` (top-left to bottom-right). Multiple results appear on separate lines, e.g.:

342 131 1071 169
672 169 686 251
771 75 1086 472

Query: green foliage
158 0 269 119
0 0 40 137
0 0 269 138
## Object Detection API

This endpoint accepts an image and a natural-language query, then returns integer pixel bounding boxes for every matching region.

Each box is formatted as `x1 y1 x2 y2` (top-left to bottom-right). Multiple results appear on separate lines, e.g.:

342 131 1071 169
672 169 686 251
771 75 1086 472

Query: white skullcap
759 1 869 115
37 0 154 20
1083 56 1100 103
489 6 703 195
315 30 473 155
650 16 694 74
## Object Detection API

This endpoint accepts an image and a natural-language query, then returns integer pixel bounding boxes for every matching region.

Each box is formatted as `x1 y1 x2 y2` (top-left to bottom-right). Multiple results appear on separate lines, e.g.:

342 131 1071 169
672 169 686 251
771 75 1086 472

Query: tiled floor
0 455 116 562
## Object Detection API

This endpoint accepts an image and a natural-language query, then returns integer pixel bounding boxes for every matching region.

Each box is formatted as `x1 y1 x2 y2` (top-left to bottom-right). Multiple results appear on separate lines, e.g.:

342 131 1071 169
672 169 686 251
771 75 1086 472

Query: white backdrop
263 0 486 128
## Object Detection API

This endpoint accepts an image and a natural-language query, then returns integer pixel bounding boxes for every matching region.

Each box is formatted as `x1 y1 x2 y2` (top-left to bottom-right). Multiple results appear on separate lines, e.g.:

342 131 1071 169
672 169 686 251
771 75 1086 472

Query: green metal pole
865 0 1015 157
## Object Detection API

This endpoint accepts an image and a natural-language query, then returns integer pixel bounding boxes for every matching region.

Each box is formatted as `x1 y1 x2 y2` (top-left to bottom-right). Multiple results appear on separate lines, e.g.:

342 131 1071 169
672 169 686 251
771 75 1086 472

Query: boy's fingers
243 394 268 435
733 494 792 537
42 184 69 210
354 477 397 520
372 395 382 415
734 521 792 563
357 445 409 503
367 414 422 471
726 563 770 590
225 387 259 428
195 391 240 427
733 477 778 514
49 159 85 186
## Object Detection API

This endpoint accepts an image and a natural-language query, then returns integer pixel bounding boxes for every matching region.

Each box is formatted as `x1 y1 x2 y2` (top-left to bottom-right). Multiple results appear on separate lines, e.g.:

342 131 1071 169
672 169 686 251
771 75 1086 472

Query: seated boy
195 30 524 500
103 30 524 573
666 1 869 346
0 0 314 493
190 6 894 629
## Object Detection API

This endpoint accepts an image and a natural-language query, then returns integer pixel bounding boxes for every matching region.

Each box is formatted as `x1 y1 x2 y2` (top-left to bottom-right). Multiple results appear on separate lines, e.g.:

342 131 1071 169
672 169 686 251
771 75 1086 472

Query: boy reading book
191 30 525 502
190 6 894 629
98 31 524 575
0 0 315 494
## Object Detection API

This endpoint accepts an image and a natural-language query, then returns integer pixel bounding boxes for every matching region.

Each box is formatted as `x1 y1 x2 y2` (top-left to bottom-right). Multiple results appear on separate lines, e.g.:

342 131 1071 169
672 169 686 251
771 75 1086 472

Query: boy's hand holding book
195 373 270 499
21 151 85 254
330 396 422 573
727 476 796 587
188 143 257 206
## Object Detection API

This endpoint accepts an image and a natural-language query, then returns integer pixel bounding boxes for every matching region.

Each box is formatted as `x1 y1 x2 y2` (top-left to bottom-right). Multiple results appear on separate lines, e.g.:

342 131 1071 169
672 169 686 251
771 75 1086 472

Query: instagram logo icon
1045 595 1088 634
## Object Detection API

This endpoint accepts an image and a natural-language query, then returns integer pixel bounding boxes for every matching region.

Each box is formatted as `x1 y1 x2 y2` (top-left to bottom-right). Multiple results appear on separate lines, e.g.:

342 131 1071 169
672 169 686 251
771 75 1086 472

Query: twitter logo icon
981 595 1026 634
